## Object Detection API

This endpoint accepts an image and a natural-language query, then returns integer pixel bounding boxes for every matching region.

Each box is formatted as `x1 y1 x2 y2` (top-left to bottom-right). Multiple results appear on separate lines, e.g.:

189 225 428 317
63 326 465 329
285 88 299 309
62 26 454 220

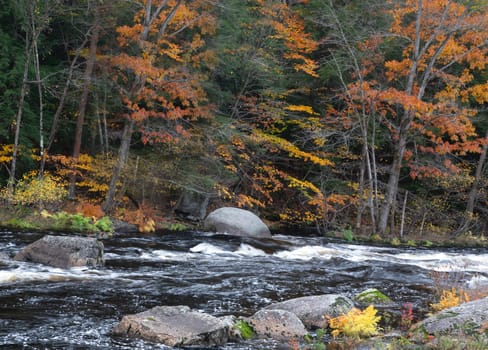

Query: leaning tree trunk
8 32 33 197
466 129 488 214
378 126 409 235
102 119 134 213
69 17 100 198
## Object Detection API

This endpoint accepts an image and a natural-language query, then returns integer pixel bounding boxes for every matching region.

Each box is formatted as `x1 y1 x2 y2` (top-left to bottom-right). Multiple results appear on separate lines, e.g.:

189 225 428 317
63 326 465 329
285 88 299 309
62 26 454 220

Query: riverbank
1 206 487 249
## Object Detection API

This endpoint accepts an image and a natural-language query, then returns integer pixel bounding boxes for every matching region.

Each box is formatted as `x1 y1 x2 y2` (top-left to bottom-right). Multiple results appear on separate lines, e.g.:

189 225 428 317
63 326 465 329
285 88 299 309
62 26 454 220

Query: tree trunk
102 119 134 213
69 15 100 198
33 31 45 176
378 126 409 235
8 32 33 196
46 37 87 153
466 129 488 214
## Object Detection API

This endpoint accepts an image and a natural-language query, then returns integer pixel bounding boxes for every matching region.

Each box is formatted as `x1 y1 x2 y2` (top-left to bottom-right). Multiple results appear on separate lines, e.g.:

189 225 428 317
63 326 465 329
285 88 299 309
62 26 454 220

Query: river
0 229 487 349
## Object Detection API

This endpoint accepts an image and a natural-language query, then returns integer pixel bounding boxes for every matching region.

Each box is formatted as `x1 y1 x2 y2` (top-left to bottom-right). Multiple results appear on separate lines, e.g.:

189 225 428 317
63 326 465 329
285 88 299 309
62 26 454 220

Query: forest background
0 0 487 242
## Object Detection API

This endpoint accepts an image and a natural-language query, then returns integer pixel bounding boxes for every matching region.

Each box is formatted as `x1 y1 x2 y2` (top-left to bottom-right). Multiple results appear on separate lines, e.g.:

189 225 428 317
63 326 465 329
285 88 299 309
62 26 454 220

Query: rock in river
111 305 230 347
14 235 104 268
204 207 271 238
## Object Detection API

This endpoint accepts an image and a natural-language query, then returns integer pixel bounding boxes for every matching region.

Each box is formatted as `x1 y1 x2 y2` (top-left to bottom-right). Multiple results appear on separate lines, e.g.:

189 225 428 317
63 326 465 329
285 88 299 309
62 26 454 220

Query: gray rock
415 297 488 336
248 309 307 340
204 207 271 238
112 219 138 233
174 190 210 221
265 294 355 329
14 235 104 268
111 306 230 347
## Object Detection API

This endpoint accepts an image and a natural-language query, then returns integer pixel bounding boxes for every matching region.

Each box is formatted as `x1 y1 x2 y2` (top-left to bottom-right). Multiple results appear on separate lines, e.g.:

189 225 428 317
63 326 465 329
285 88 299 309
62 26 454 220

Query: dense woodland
0 0 487 238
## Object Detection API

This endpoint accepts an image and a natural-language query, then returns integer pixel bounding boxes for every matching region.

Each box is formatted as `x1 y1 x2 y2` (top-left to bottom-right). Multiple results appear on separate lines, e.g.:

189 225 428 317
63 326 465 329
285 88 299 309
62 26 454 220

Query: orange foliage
76 202 105 219
255 0 318 77
105 0 216 145
343 0 488 180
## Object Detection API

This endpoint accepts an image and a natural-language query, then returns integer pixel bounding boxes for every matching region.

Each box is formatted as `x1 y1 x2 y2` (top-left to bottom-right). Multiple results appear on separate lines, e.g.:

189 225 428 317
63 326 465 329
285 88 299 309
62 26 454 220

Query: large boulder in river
111 305 230 347
14 235 104 268
204 207 271 238
414 297 488 336
265 294 355 329
247 309 307 340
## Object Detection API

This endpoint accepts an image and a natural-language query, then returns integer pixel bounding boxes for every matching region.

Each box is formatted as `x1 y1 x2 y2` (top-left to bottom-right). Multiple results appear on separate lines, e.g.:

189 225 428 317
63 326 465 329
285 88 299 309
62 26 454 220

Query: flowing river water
0 229 487 349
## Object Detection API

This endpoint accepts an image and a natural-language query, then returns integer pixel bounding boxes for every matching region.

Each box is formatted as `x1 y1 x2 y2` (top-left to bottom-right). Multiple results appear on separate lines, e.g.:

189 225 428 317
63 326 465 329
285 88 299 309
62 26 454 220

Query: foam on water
234 244 266 257
190 242 232 255
273 245 338 260
140 249 196 261
184 241 488 274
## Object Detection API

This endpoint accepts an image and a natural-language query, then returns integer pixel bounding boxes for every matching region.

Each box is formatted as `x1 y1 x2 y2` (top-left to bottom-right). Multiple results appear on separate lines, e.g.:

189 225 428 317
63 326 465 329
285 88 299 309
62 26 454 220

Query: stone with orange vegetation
416 296 488 336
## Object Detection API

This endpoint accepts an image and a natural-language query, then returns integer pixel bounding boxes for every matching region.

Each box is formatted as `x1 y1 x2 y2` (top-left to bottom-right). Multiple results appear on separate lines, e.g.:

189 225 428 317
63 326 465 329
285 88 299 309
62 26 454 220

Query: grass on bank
0 207 114 234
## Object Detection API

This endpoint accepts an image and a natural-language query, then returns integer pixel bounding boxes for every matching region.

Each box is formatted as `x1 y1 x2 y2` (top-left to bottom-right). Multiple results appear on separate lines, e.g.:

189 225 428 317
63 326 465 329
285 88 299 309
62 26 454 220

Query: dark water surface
0 229 487 349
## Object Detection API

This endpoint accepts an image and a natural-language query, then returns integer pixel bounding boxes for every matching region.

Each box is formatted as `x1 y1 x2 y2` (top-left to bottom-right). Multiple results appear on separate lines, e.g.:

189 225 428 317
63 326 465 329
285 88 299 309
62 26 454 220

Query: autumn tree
210 0 353 225
372 0 488 235
307 0 390 232
102 0 218 212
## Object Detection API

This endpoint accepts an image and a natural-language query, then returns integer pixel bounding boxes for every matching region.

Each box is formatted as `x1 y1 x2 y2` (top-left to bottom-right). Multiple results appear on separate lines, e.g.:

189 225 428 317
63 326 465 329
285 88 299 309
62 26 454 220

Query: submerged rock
415 296 488 336
204 207 271 238
111 305 230 347
265 294 355 329
14 235 104 268
247 309 307 340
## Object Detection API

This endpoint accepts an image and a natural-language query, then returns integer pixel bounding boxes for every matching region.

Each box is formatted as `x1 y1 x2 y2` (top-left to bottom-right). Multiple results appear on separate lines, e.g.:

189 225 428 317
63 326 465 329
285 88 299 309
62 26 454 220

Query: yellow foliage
139 218 155 233
285 104 319 115
327 305 381 339
253 131 333 167
430 288 470 312
0 172 68 207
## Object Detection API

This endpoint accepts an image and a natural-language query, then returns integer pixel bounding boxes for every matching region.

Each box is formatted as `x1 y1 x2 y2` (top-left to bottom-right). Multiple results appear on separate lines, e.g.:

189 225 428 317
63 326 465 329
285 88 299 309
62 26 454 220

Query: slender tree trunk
33 31 45 176
378 0 423 235
46 37 87 153
69 17 100 198
466 129 488 214
102 1 183 213
102 119 134 213
378 127 409 235
8 32 33 196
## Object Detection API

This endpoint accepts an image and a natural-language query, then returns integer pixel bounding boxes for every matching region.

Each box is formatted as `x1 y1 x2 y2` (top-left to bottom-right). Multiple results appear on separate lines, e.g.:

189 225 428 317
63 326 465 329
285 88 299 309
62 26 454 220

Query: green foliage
342 227 354 242
95 216 114 233
4 217 36 230
354 288 392 304
390 237 401 246
233 319 255 340
304 328 327 350
51 211 112 233
169 223 187 232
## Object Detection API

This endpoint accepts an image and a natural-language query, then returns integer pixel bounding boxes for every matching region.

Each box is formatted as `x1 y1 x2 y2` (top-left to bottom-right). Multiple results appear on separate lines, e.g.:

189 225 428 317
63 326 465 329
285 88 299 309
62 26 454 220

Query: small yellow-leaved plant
327 305 381 339
430 288 469 312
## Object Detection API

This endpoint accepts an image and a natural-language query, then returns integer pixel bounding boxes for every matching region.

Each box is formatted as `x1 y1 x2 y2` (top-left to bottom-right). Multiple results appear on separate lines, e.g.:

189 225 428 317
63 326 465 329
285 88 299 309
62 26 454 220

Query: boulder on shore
415 296 488 336
204 207 271 238
14 235 104 268
247 309 307 340
265 294 355 329
111 305 230 347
